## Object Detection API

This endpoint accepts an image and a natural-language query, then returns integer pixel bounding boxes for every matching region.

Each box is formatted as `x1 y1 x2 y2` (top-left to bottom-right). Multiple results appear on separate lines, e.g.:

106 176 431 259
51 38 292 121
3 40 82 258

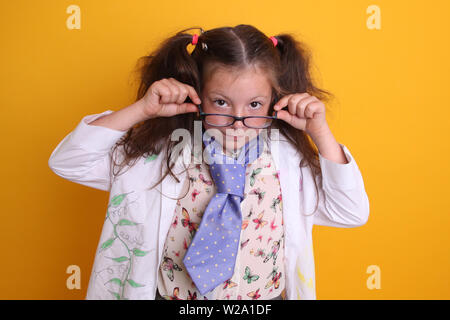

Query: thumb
177 103 199 115
276 110 306 130
275 110 292 124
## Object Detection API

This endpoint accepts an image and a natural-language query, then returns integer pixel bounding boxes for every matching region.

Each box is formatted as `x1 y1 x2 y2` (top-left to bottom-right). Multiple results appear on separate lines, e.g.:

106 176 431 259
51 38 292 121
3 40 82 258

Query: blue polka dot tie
183 131 264 295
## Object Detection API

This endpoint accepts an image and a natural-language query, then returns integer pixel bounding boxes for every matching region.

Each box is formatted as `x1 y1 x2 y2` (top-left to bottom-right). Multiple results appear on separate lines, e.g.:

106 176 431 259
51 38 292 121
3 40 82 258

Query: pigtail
112 28 205 191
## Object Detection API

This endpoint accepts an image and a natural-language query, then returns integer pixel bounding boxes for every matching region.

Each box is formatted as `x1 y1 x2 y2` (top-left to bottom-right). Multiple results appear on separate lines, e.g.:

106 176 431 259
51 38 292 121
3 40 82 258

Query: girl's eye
213 99 227 107
213 100 262 109
250 102 262 109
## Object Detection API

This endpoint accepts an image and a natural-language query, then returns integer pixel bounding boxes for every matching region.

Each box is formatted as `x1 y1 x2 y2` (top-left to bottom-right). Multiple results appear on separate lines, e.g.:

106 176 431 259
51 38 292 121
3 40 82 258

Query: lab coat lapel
157 145 189 270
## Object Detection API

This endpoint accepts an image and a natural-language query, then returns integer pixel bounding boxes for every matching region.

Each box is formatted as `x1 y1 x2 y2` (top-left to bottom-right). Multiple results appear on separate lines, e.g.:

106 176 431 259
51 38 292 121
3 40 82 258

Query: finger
276 110 306 129
168 78 189 104
176 103 199 115
288 94 304 116
274 109 290 123
154 82 172 104
165 78 182 104
296 96 317 118
304 101 321 119
273 93 309 112
168 78 201 105
273 94 294 111
185 84 202 105
158 79 177 104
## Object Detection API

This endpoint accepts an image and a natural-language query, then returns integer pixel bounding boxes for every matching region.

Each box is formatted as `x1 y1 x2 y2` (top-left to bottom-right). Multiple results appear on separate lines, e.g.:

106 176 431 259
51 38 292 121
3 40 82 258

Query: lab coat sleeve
48 110 128 192
312 143 370 227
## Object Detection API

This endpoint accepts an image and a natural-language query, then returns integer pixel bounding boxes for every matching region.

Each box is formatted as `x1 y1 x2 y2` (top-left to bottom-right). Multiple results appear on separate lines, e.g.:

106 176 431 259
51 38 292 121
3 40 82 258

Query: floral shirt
157 138 286 300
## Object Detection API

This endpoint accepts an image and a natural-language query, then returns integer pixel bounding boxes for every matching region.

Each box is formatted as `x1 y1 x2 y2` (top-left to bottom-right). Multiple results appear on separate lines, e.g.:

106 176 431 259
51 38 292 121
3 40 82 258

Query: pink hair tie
270 36 278 47
192 34 199 45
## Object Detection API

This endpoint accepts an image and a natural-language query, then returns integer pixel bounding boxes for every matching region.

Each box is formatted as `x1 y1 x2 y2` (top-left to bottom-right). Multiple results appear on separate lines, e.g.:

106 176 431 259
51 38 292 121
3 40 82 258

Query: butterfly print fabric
157 138 286 300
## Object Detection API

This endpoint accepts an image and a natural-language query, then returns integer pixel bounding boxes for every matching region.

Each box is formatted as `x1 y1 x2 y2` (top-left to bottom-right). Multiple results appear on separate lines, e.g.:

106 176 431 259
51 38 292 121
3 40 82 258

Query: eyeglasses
196 104 281 129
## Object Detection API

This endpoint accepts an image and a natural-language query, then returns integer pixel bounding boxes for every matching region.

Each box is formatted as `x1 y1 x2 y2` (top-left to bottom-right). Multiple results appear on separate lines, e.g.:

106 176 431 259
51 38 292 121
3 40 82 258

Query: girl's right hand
140 77 202 119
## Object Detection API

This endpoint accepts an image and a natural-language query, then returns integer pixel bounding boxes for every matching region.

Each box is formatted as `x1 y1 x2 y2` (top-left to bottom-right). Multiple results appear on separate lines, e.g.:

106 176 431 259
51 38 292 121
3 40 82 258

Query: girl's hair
110 24 334 216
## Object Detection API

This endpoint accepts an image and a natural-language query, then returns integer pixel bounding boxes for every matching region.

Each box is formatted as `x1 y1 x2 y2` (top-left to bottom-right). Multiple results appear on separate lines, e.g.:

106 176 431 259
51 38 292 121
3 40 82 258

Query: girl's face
200 64 273 155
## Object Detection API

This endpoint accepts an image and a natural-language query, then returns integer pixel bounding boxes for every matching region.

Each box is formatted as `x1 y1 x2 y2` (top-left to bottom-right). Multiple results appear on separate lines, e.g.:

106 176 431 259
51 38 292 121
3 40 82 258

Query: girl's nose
232 118 245 129
230 110 245 129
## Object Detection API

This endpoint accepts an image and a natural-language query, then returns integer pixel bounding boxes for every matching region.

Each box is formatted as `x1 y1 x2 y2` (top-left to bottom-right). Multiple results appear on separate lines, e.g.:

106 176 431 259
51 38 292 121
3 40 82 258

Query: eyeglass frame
196 104 282 129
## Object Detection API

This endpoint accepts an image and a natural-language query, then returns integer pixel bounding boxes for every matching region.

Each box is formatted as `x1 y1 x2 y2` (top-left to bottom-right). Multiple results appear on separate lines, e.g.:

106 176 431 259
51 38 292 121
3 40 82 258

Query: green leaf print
108 192 134 208
109 291 121 300
102 190 145 300
106 278 124 286
110 194 125 207
132 248 148 257
127 279 145 288
106 192 135 221
101 238 115 249
110 256 129 262
118 219 137 226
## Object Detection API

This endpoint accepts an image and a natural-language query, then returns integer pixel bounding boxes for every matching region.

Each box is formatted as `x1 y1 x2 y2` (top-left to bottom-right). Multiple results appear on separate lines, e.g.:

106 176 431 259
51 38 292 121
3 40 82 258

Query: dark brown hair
111 24 334 215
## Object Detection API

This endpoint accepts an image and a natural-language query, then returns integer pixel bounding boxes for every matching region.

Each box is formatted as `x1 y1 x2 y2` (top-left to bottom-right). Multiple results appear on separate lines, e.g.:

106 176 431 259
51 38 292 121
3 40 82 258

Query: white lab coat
48 110 370 300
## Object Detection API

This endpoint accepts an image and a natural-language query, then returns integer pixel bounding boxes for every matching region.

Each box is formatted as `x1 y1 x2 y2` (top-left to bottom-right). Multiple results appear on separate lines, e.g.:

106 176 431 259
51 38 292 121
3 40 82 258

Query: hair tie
191 33 207 51
270 36 278 47
192 34 199 45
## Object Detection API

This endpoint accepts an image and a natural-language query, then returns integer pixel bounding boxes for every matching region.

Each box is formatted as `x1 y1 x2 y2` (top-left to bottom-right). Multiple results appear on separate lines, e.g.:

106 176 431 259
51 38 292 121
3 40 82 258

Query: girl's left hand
273 92 329 138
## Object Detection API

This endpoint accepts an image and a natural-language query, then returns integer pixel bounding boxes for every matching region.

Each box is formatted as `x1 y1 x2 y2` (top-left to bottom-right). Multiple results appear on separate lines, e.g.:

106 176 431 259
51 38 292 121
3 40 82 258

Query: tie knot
210 163 246 197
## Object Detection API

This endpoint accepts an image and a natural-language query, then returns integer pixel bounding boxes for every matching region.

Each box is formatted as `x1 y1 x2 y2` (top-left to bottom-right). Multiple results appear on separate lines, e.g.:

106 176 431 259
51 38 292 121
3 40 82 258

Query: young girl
48 25 369 300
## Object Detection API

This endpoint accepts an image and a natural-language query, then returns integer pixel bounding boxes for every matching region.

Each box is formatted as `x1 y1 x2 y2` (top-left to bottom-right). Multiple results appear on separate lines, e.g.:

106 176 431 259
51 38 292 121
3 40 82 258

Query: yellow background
1 0 449 299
